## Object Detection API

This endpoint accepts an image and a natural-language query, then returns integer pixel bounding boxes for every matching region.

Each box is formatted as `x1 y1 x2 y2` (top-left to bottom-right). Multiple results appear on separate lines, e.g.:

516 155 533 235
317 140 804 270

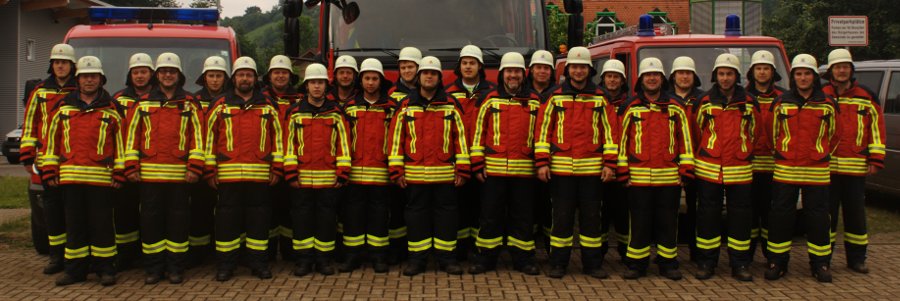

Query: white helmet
529 50 554 68
565 46 591 66
303 63 329 83
129 53 154 71
460 45 484 64
713 53 740 74
399 47 422 65
359 58 385 77
791 54 819 74
334 55 359 73
601 59 626 79
638 57 665 77
155 52 183 72
669 56 696 75
50 44 76 63
232 56 258 76
827 49 853 70
268 55 294 73
499 52 526 72
75 56 104 76
751 50 777 68
418 56 442 73
201 56 230 74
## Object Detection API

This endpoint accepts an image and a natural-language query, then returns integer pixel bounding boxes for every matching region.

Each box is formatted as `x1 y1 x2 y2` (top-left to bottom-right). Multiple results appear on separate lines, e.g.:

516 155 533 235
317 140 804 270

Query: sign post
828 16 869 47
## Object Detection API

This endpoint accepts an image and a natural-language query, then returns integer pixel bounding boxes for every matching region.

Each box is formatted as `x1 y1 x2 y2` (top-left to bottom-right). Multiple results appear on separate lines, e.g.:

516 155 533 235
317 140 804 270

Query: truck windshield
68 38 232 93
330 0 546 67
638 46 788 91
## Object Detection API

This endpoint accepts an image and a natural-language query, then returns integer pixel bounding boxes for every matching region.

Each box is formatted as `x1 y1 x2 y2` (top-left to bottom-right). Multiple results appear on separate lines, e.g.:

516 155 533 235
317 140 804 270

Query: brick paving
2 239 900 300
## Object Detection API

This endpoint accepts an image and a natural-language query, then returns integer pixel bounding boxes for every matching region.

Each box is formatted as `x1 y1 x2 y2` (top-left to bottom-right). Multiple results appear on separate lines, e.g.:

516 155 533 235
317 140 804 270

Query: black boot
371 249 390 273
43 247 64 274
55 273 86 286
338 249 362 273
316 256 336 276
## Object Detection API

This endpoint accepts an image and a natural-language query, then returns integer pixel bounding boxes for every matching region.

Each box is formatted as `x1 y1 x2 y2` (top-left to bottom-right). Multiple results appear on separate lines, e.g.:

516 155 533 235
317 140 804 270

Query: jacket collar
61 89 115 111
559 79 599 95
146 86 189 102
706 84 750 106
223 89 271 107
42 75 77 91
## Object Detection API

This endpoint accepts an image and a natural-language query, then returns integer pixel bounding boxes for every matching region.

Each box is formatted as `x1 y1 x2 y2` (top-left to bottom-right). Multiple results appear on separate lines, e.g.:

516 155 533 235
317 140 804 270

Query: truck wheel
5 155 19 164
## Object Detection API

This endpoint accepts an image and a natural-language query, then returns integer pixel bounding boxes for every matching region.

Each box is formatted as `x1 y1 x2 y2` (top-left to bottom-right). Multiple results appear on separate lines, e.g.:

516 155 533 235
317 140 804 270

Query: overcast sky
177 0 280 18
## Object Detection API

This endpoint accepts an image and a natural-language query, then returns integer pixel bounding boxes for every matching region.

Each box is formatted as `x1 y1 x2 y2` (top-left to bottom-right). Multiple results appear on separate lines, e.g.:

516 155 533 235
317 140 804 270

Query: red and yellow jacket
41 90 126 186
617 92 694 186
283 98 351 188
747 84 786 173
534 81 618 176
446 78 495 146
693 86 758 185
344 94 397 185
822 81 886 175
388 80 414 103
388 89 470 184
471 87 543 178
671 87 705 155
770 90 839 185
123 88 205 183
263 86 302 118
204 90 284 183
20 76 77 164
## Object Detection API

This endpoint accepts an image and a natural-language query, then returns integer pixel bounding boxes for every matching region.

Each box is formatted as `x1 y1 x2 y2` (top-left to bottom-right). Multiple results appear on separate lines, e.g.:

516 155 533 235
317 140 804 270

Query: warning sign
828 16 868 46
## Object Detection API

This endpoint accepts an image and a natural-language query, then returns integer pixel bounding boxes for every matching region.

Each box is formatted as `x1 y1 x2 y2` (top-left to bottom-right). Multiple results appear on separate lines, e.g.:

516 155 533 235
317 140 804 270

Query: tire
5 155 19 164
29 189 49 255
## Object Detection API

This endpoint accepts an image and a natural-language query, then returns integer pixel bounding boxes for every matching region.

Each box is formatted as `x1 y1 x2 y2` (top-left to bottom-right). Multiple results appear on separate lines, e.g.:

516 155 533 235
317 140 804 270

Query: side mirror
284 17 300 57
563 0 583 14
283 0 302 18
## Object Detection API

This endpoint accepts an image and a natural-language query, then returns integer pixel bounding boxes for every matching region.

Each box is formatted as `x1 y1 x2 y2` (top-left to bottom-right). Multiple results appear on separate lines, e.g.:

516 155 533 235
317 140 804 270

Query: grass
0 216 32 250
0 176 29 209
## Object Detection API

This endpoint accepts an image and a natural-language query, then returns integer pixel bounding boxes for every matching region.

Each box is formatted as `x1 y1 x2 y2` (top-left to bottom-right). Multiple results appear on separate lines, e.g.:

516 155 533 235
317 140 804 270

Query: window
592 56 609 85
26 40 35 62
854 71 884 97
885 71 900 114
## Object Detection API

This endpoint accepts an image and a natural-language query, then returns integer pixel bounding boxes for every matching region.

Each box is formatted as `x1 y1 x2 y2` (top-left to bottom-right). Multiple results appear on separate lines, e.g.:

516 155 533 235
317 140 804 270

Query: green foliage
764 0 900 61
102 0 179 7
222 5 317 72
545 6 596 54
0 177 28 209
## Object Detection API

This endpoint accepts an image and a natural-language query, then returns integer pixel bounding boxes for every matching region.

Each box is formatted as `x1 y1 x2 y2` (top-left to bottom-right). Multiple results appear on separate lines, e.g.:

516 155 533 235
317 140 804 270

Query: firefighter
446 45 496 261
467 52 542 275
822 49 885 274
284 63 351 276
596 59 630 263
389 47 422 103
386 47 422 265
388 56 470 276
205 57 283 281
42 56 125 286
189 56 230 265
262 55 302 262
111 53 156 271
765 54 837 282
20 43 77 275
527 50 558 100
534 47 618 279
526 50 557 247
618 57 693 280
667 56 704 263
337 58 396 274
692 54 757 281
745 50 786 261
331 55 359 104
123 53 204 284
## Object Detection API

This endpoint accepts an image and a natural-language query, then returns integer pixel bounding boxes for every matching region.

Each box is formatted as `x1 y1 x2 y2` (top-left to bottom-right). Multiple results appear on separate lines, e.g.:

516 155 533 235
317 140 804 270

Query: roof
65 23 235 40
853 60 900 69
591 34 784 48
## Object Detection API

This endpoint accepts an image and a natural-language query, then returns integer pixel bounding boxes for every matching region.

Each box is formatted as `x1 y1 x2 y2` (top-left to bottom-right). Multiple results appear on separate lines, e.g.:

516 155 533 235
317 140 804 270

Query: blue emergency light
725 14 741 36
89 7 219 24
637 14 655 37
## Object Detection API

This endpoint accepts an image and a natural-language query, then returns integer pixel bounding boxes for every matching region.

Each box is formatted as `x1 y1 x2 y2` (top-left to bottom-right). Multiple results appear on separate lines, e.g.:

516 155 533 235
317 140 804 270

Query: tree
102 0 179 7
764 0 900 61
189 0 222 13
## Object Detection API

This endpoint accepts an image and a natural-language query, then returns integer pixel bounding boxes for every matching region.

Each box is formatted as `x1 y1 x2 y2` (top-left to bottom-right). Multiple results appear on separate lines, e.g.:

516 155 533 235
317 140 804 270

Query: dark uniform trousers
342 184 391 260
600 181 628 260
749 173 774 261
456 179 481 260
140 182 190 275
695 180 753 268
767 182 831 269
549 176 603 270
63 184 117 277
387 186 407 263
405 184 458 264
624 185 681 271
188 182 216 265
829 175 868 264
291 187 338 264
114 183 141 268
268 183 293 261
215 182 271 272
42 182 66 267
474 177 536 266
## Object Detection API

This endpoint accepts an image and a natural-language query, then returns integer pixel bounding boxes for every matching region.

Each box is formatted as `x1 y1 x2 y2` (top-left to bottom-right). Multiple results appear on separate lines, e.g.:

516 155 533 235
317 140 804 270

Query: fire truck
555 14 791 91
63 7 240 92
282 0 587 84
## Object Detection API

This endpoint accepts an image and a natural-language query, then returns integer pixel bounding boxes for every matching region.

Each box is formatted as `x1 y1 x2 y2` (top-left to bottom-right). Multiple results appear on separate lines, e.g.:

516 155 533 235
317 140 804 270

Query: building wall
0 0 20 138
559 0 691 34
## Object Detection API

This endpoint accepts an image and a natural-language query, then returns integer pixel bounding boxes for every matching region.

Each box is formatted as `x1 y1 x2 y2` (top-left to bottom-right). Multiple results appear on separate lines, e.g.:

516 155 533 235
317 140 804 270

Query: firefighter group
20 42 885 286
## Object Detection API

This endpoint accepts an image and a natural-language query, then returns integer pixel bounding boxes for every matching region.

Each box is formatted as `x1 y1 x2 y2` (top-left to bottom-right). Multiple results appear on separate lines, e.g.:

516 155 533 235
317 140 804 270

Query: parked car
2 124 21 164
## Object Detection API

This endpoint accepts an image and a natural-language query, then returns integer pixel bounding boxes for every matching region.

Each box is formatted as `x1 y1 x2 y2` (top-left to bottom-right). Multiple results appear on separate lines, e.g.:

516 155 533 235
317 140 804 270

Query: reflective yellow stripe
844 232 869 245
550 235 573 248
142 240 166 254
434 238 456 251
807 242 832 256
579 234 603 248
246 237 269 251
65 246 90 259
314 239 336 252
293 237 314 250
767 240 791 254
189 235 211 246
366 234 389 247
475 235 503 249
695 236 721 250
91 245 118 258
48 233 67 246
727 237 751 251
656 245 678 259
626 245 651 259
116 230 139 244
215 237 242 252
343 234 366 247
408 237 433 252
507 236 535 251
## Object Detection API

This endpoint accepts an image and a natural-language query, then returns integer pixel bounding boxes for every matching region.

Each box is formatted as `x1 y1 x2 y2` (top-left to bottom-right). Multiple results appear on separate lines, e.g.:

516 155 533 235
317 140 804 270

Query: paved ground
0 159 29 177
0 208 29 225
2 237 900 300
